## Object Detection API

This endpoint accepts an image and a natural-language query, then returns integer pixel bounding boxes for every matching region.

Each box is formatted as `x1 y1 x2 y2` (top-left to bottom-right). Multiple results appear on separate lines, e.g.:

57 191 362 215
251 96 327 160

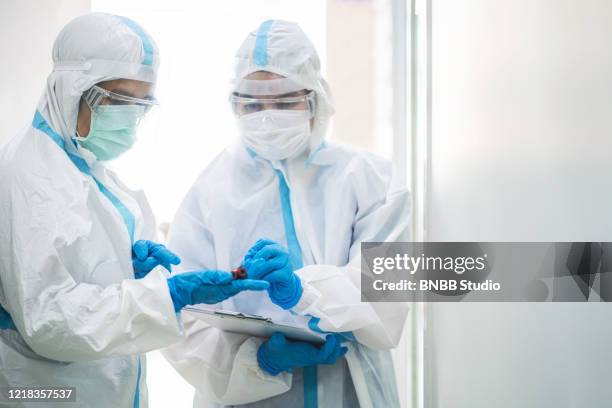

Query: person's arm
292 156 411 349
0 173 182 362
161 183 291 405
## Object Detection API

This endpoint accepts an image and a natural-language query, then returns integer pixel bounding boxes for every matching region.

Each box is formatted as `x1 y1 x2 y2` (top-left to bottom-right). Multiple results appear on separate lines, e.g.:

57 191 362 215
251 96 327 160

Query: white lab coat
163 141 410 407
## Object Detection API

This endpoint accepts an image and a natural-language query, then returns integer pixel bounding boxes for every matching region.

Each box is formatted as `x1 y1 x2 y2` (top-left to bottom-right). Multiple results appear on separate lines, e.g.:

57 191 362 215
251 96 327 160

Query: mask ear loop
307 92 317 119
75 90 96 139
75 97 94 140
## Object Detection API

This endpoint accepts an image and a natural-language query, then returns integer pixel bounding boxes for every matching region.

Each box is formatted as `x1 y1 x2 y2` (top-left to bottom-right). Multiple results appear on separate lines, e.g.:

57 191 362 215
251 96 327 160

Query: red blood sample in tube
232 266 247 280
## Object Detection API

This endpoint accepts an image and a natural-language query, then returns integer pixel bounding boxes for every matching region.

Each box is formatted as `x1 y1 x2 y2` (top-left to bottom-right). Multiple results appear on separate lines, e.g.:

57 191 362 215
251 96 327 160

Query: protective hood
38 12 159 158
233 19 335 144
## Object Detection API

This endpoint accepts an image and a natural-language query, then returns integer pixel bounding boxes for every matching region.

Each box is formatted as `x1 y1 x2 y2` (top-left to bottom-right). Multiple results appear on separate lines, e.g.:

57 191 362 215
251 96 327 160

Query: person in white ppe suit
0 13 268 408
163 20 411 408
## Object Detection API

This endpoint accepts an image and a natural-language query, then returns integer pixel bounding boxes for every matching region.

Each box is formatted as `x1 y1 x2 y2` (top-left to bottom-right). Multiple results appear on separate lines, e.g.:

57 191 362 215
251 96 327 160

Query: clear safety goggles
230 91 316 117
83 85 159 113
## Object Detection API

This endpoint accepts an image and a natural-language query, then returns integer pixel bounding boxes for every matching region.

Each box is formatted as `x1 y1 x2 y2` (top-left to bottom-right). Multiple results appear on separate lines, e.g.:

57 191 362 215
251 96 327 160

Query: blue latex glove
257 332 348 376
167 270 269 312
243 239 302 309
132 240 181 279
243 238 277 268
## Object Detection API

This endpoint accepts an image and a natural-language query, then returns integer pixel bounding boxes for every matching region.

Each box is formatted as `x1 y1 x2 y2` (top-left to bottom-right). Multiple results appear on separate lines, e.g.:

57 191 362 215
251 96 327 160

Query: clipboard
184 306 326 344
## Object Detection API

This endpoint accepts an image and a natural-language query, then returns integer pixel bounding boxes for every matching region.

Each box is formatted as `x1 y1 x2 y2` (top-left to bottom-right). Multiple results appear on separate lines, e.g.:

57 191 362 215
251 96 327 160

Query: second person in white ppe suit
0 13 267 408
163 20 411 408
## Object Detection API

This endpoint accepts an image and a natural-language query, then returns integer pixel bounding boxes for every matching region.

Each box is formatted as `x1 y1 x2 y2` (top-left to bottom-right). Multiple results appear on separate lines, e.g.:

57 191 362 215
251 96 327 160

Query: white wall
425 1 612 407
0 0 91 145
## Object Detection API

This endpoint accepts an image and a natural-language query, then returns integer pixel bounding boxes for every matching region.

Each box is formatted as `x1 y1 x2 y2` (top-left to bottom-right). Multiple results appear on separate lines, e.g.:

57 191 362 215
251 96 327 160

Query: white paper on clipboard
184 306 326 344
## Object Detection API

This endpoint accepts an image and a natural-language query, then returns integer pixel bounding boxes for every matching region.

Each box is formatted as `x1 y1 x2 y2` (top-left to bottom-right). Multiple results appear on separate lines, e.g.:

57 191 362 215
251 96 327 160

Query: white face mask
238 110 311 161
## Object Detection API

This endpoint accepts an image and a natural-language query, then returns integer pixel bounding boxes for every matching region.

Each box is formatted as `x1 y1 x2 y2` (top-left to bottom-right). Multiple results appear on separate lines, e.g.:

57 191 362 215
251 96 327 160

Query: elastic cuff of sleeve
139 269 184 337
165 278 184 313
292 278 322 315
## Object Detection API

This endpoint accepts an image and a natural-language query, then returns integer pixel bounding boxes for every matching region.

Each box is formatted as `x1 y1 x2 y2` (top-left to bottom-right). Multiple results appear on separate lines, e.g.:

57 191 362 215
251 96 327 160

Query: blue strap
276 171 304 270
117 16 154 66
93 179 135 243
275 171 317 408
32 111 135 243
0 305 16 331
305 141 328 167
134 356 142 408
304 365 318 407
253 20 274 67
308 317 356 342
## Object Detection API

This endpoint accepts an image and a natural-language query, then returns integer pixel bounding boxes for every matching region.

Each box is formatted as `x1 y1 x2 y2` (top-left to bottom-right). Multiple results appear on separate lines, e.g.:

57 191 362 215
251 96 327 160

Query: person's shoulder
0 127 83 198
322 141 392 182
0 128 43 179
2 126 67 168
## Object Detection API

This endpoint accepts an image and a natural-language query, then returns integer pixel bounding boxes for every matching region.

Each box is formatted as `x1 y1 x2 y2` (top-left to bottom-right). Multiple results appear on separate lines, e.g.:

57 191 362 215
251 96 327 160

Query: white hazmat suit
0 13 182 408
162 20 411 408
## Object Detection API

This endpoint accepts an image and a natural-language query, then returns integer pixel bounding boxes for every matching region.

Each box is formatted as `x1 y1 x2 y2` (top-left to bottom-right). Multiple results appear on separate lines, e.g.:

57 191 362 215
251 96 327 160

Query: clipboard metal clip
213 310 273 323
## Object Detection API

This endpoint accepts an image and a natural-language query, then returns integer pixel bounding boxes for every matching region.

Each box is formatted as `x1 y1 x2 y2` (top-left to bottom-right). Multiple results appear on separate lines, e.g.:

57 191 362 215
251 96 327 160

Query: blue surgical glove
243 238 277 268
243 239 302 309
132 240 181 279
167 270 269 312
257 332 348 376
